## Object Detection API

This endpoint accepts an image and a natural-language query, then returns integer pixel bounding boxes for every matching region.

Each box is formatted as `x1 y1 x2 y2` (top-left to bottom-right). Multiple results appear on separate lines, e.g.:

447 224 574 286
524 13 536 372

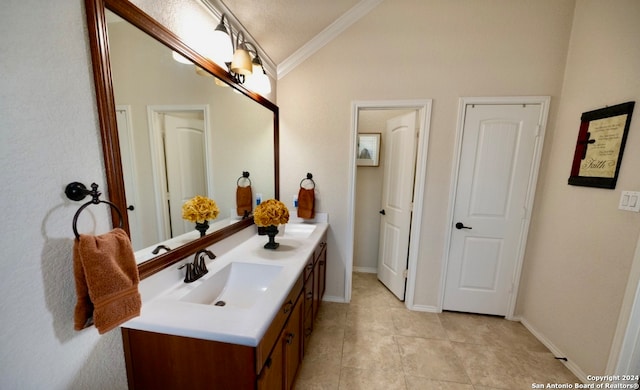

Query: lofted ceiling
222 0 360 65
220 0 382 78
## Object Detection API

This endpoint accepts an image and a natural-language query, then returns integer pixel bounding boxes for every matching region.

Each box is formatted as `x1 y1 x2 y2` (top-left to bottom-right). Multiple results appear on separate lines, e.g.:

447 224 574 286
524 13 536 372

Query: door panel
469 120 519 217
444 103 542 316
377 111 418 300
459 237 502 290
164 114 206 237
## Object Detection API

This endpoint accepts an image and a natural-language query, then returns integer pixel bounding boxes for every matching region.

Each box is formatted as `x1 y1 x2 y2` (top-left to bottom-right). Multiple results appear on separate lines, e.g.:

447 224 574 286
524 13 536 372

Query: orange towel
73 228 141 334
297 188 315 219
236 185 253 217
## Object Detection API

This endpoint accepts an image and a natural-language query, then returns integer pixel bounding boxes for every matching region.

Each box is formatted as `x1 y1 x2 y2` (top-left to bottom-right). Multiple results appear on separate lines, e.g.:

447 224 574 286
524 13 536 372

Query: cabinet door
313 259 321 319
258 343 284 390
283 295 303 390
312 241 326 319
318 244 327 300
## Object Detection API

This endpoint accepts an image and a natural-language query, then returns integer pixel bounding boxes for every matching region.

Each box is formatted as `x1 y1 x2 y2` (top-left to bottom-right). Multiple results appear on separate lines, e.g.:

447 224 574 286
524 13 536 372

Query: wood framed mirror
85 0 279 279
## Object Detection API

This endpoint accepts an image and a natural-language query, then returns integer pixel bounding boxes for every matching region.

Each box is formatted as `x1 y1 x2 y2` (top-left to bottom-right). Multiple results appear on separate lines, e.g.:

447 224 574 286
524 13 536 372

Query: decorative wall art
568 101 635 189
357 133 381 167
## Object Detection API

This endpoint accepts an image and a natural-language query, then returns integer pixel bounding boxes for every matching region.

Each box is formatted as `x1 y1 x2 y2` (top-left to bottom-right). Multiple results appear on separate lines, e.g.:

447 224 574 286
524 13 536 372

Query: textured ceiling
221 0 361 65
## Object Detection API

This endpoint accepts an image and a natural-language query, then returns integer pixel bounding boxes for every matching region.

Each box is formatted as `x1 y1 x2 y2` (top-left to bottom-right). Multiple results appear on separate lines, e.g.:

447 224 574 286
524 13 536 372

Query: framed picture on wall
357 133 381 167
568 101 635 189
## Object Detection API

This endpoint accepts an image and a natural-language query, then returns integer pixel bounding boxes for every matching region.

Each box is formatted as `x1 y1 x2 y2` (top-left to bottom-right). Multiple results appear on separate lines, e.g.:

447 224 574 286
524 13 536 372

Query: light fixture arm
235 30 246 52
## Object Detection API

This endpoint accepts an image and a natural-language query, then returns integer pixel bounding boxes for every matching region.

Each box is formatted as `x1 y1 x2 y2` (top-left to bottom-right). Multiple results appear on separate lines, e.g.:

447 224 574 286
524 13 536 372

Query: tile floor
293 272 579 390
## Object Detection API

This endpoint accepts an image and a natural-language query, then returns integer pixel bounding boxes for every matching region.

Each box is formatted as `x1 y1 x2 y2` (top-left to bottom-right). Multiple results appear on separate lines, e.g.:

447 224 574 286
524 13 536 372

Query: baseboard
408 304 440 313
322 295 347 303
353 267 377 273
519 317 588 383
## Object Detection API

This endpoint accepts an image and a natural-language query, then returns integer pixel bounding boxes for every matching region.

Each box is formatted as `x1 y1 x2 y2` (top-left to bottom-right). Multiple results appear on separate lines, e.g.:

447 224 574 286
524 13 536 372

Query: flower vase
195 220 209 237
263 225 279 249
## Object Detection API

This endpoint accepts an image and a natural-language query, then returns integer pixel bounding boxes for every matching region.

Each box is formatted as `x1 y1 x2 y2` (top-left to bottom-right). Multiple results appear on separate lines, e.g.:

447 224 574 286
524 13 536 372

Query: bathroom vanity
121 222 328 389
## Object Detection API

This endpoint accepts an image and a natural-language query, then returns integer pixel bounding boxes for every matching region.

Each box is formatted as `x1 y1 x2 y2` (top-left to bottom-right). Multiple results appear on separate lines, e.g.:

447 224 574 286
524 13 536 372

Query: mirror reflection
106 10 275 261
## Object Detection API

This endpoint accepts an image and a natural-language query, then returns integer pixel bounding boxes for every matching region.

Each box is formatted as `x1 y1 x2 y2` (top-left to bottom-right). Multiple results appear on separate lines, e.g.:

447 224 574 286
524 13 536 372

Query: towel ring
66 182 124 240
300 173 316 189
237 171 251 187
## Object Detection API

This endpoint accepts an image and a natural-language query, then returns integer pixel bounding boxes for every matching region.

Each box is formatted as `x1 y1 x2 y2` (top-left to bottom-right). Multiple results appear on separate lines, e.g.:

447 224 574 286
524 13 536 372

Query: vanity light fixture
209 13 271 95
210 13 234 67
245 54 272 95
230 31 253 79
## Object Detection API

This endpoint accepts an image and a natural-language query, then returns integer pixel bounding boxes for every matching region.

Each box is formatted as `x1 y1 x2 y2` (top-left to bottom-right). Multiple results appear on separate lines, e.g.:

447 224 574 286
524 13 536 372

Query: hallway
294 272 578 389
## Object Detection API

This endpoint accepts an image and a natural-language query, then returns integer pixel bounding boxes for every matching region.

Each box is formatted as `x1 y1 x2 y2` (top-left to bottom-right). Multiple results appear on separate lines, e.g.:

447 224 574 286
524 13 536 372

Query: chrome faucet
179 249 216 283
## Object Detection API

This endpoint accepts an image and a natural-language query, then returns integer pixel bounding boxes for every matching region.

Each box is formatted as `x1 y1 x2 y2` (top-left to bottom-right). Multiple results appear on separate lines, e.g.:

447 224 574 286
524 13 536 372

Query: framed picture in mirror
357 133 381 167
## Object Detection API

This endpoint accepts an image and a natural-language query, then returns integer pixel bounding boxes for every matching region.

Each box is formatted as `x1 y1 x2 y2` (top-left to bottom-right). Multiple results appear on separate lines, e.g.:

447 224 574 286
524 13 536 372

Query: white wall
278 0 575 304
0 0 128 388
517 0 640 376
0 0 245 388
279 0 640 377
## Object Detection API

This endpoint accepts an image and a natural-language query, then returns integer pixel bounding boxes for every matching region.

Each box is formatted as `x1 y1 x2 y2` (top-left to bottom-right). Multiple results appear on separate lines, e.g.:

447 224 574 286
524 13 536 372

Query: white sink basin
283 223 316 238
180 262 283 309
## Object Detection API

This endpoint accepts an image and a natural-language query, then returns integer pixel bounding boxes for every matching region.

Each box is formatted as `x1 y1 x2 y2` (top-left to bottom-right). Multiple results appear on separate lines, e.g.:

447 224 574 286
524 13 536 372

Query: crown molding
277 0 384 80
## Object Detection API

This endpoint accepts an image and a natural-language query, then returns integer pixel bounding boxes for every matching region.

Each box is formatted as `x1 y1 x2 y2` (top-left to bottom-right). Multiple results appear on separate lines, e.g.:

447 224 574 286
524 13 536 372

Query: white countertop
123 220 328 347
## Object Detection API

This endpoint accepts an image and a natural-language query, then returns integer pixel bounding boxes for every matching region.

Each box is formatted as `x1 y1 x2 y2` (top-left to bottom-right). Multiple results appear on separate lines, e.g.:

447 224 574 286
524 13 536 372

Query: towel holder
300 173 316 189
66 182 124 240
236 171 251 187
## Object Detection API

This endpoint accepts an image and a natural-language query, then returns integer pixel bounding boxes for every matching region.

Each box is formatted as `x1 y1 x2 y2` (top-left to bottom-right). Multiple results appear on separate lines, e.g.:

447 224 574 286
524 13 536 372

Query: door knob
455 222 472 230
127 205 135 211
379 209 386 215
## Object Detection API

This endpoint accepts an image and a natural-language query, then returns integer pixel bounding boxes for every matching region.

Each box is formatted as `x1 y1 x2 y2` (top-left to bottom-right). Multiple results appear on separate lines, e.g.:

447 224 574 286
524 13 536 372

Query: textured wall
0 0 128 388
517 0 640 376
278 0 575 304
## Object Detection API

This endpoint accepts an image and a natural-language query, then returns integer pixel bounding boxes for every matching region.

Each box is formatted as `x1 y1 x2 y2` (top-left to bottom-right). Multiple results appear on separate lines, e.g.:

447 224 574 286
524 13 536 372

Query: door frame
115 105 143 248
608 230 640 377
147 105 212 241
439 96 550 319
347 99 432 309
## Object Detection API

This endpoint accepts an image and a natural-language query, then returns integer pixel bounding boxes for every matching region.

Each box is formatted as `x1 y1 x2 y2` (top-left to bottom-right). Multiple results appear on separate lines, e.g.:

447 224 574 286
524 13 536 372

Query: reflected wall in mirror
107 11 274 254
86 0 279 278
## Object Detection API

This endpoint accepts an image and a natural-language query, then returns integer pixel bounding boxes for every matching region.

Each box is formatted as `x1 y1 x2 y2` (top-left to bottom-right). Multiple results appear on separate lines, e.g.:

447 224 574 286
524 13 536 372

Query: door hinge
403 269 408 278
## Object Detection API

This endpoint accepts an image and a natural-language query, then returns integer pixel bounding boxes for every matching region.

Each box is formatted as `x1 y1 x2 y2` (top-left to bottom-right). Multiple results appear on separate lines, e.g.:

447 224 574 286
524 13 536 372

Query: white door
377 111 418 300
444 103 544 316
115 106 143 249
163 114 207 237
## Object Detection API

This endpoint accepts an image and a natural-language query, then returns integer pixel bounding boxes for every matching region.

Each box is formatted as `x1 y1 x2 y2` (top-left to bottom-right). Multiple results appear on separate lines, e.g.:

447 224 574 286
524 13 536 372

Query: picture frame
357 133 381 167
568 101 635 189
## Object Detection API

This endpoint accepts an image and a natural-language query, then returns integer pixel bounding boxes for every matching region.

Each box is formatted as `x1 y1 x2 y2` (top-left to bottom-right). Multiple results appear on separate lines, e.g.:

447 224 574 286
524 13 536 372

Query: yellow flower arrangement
182 195 220 223
253 199 290 227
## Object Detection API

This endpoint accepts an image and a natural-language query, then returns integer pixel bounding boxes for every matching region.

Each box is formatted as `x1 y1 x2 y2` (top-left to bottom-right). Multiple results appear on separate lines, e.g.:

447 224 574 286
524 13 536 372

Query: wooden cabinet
303 235 327 355
122 236 327 390
258 290 302 390
283 292 303 389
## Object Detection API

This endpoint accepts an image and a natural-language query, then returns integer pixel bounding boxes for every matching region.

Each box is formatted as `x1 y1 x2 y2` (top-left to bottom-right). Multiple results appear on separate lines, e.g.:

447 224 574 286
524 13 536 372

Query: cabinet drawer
256 275 303 374
303 255 314 281
313 234 327 261
304 274 313 314
303 309 313 355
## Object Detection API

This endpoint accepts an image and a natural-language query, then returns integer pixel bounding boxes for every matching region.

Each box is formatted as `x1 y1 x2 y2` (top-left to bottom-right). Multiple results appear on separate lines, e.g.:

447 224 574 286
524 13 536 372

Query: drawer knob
285 333 295 345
